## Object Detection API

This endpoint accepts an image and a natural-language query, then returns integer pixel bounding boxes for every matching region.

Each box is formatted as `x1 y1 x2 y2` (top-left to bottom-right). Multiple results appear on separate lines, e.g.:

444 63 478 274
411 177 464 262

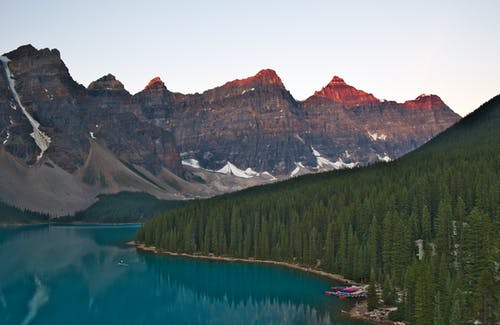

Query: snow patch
89 131 96 140
377 154 391 162
344 150 351 158
261 171 277 181
3 132 10 144
294 134 305 144
368 131 387 141
290 162 306 177
244 167 259 177
312 146 357 169
241 88 255 95
216 161 253 178
181 158 201 169
1 55 51 161
318 156 357 169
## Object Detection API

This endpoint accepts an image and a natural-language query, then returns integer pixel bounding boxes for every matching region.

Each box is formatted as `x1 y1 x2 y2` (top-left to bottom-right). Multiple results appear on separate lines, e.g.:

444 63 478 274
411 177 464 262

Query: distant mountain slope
137 94 499 324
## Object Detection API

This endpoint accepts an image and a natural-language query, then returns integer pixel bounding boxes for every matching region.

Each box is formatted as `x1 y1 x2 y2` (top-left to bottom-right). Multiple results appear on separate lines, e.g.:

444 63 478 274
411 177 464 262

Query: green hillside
137 95 500 324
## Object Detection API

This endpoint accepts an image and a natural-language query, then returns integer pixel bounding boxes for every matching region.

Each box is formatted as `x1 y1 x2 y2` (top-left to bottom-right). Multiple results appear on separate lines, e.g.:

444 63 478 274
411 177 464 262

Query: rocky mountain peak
3 44 38 59
88 74 129 94
225 68 285 90
311 75 379 106
404 94 448 110
254 69 283 86
144 77 165 90
4 44 61 62
327 76 347 86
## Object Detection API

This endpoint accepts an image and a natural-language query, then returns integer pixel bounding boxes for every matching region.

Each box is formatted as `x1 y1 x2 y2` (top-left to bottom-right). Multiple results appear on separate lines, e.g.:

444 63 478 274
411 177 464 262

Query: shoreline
128 241 359 285
129 241 401 324
0 221 143 227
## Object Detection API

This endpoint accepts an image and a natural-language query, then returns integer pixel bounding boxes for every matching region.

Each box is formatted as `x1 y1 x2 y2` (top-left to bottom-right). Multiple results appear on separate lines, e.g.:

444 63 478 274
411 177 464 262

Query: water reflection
0 226 362 325
0 226 129 294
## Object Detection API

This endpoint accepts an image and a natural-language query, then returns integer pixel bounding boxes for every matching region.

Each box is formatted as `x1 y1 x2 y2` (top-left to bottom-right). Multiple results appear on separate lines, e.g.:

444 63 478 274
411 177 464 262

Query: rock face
0 45 187 215
0 44 461 215
300 79 460 165
135 69 315 174
0 45 182 176
136 72 460 175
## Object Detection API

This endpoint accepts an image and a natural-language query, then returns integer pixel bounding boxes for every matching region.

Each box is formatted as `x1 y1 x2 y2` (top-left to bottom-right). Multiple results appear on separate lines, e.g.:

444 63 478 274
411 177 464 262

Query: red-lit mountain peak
327 75 347 86
254 69 283 86
403 94 448 110
227 69 285 89
144 77 165 90
312 76 379 106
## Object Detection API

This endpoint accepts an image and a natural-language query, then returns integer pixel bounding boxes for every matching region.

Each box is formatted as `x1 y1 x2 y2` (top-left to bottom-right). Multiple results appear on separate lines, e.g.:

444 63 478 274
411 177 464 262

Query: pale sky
2 0 500 116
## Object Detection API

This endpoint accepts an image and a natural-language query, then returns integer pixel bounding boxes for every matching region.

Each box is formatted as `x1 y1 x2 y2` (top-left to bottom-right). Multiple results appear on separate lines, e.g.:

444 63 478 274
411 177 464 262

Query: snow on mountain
181 158 202 169
368 131 387 141
261 171 277 181
290 162 307 177
377 154 391 162
244 167 260 176
311 146 357 170
1 55 51 160
3 132 9 144
216 161 253 178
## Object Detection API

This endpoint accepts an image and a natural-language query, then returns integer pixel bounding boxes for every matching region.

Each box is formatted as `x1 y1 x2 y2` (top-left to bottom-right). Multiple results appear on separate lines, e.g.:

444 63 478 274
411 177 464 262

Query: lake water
0 225 366 324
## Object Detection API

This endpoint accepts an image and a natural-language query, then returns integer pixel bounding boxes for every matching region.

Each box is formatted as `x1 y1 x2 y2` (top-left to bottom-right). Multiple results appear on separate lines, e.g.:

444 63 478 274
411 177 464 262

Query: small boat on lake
117 259 128 267
325 285 367 299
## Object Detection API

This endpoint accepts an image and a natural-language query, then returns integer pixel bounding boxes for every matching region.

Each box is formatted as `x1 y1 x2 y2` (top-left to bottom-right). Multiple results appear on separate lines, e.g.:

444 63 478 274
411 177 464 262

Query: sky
2 0 500 117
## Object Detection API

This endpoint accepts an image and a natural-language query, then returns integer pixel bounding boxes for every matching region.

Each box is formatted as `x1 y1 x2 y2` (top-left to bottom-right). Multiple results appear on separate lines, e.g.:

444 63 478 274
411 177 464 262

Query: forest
0 192 186 224
136 95 500 324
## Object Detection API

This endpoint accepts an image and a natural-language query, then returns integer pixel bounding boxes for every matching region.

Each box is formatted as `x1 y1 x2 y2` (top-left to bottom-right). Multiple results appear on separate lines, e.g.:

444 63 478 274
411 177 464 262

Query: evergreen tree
367 268 378 311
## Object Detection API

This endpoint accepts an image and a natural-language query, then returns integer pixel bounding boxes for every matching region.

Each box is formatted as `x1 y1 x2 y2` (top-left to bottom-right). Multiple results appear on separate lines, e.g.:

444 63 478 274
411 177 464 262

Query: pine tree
367 268 378 311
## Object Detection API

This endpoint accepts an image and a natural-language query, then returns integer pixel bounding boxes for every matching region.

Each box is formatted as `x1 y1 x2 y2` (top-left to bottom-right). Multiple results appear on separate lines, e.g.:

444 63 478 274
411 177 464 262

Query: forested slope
137 95 500 324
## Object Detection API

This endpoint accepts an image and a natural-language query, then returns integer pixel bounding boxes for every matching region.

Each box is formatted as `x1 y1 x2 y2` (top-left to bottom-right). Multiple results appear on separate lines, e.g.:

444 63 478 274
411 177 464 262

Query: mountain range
0 45 459 216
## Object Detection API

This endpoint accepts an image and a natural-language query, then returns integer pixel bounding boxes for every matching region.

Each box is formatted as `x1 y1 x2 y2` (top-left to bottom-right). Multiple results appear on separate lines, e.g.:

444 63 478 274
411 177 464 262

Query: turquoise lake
0 225 367 324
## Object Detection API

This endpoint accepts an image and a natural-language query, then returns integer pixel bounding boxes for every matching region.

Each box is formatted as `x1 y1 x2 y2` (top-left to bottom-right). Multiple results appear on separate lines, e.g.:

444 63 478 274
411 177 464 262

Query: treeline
70 192 188 223
0 201 49 224
137 96 500 324
0 192 188 224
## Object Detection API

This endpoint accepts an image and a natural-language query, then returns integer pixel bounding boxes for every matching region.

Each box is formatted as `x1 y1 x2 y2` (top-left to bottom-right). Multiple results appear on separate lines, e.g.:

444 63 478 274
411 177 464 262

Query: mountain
301 77 459 165
0 45 204 216
0 44 459 216
135 69 314 175
136 71 459 176
137 94 500 324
